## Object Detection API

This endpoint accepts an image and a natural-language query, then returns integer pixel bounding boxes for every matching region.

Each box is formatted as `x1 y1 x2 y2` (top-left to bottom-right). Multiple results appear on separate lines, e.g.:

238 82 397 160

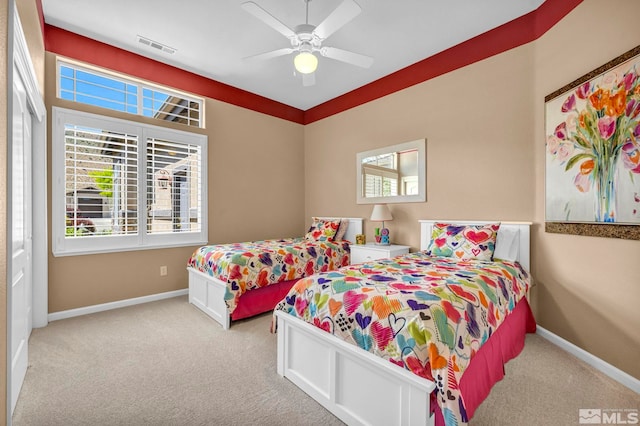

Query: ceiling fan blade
241 2 296 39
244 48 295 61
321 46 373 68
302 72 316 87
313 0 362 40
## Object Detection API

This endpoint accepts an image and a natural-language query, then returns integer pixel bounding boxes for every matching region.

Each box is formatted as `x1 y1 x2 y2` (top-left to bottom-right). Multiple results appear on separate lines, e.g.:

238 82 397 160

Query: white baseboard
536 326 639 394
48 289 189 322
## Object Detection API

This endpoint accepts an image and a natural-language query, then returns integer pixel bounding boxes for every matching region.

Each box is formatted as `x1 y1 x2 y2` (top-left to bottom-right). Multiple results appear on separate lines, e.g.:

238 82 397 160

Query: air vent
136 35 176 55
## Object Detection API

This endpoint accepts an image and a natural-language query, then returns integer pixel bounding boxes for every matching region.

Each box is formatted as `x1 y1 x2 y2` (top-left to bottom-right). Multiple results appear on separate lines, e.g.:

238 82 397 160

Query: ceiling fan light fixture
294 51 318 74
242 0 371 85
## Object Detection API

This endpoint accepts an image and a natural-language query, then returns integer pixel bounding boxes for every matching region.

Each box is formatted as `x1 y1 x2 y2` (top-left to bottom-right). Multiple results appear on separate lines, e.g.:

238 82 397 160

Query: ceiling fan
241 0 373 86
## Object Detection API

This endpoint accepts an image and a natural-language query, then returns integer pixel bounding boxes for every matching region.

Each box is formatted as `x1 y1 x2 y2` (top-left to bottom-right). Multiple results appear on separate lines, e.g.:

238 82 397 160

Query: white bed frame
275 220 532 426
188 217 363 329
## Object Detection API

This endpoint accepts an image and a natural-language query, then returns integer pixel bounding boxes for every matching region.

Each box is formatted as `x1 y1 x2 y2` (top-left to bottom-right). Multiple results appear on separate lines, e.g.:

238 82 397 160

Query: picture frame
356 139 426 204
544 44 640 240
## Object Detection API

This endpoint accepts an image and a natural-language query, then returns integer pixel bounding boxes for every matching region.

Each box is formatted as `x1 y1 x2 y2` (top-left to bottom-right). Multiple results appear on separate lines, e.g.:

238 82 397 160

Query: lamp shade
370 204 393 222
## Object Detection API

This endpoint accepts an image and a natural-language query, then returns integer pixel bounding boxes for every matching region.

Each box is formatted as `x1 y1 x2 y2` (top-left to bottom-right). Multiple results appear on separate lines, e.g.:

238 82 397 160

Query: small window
57 60 203 128
362 152 399 198
52 107 208 256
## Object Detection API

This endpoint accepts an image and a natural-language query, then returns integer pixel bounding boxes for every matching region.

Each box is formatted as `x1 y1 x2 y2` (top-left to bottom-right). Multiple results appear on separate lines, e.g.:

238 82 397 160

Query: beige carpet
13 296 638 426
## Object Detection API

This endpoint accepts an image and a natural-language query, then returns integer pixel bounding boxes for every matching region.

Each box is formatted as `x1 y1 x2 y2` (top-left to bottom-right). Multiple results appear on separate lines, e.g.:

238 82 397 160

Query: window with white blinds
58 60 203 128
363 173 398 198
146 137 203 235
64 125 139 238
361 152 399 198
52 107 207 256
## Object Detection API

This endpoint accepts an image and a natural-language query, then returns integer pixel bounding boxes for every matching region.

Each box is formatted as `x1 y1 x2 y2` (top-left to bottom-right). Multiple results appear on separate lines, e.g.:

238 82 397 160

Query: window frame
52 107 208 257
56 58 204 128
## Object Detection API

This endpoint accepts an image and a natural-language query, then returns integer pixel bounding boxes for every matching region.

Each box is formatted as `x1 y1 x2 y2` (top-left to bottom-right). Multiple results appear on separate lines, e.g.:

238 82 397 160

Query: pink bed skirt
230 280 299 321
433 297 537 425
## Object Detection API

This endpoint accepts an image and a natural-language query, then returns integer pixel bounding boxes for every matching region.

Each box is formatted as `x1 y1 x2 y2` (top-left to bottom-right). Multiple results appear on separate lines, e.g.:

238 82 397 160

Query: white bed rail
188 267 231 329
276 310 435 426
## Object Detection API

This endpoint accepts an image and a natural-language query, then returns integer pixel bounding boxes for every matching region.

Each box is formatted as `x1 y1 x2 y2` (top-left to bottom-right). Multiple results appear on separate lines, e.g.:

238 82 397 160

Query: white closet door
11 67 33 414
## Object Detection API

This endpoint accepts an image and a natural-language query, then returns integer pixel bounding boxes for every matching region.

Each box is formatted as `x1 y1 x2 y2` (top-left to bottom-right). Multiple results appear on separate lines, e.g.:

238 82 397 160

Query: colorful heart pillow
427 223 500 261
305 218 341 242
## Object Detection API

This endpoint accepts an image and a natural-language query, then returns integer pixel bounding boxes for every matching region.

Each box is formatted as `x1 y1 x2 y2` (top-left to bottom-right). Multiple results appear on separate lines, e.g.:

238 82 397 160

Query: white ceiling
42 0 545 111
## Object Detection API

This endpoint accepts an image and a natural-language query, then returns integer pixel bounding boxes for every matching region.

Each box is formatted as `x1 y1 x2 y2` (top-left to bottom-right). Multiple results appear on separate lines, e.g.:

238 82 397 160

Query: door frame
7 3 47 423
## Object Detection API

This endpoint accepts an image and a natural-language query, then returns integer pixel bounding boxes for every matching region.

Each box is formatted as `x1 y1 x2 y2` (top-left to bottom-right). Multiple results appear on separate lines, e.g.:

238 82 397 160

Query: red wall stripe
533 0 583 37
303 0 583 124
44 25 306 124
42 0 582 125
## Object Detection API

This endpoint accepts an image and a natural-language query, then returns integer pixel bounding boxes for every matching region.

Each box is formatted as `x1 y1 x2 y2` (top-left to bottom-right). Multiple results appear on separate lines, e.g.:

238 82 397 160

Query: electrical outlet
160 266 168 276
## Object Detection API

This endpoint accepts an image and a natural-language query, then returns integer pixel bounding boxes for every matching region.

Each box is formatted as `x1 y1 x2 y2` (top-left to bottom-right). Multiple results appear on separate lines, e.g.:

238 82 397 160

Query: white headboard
418 220 532 271
317 217 363 243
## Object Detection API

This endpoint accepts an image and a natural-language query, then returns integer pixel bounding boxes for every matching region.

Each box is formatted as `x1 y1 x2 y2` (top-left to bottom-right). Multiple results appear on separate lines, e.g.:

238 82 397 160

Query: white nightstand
350 243 410 265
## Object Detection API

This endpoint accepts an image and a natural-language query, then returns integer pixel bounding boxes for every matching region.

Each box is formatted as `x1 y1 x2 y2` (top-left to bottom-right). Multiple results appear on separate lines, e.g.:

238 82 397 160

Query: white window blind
53 107 208 256
146 138 202 235
363 173 398 198
64 125 139 238
58 60 203 128
361 152 399 198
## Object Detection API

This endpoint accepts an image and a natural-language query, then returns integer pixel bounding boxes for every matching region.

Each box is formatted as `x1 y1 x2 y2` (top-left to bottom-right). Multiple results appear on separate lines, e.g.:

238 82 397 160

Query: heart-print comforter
274 253 531 426
188 238 350 313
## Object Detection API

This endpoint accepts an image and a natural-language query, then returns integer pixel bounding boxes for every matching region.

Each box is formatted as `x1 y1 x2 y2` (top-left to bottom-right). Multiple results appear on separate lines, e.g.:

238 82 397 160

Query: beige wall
304 43 536 248
16 0 44 94
1 0 9 421
45 53 305 312
304 0 640 379
533 0 640 379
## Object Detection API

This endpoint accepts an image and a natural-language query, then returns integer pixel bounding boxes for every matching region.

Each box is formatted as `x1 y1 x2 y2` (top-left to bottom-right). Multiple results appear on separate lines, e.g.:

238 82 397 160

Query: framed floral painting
545 45 640 239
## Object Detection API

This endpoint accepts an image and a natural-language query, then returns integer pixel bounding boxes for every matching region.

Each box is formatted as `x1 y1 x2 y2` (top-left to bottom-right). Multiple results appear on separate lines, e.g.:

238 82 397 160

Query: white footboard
187 267 231 329
275 310 435 426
